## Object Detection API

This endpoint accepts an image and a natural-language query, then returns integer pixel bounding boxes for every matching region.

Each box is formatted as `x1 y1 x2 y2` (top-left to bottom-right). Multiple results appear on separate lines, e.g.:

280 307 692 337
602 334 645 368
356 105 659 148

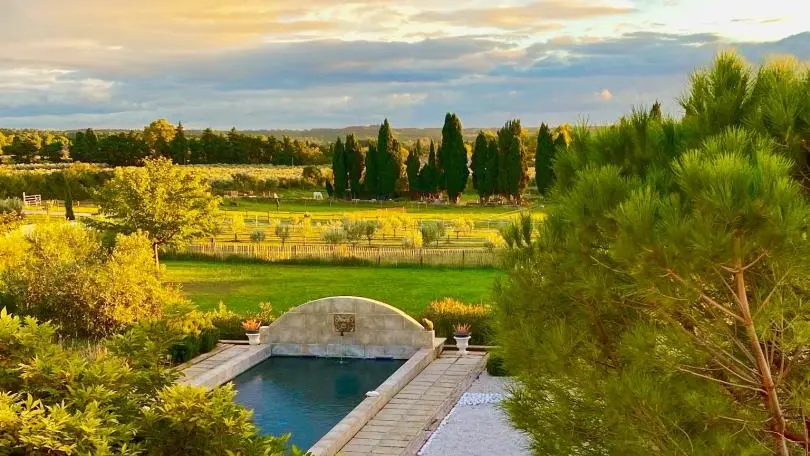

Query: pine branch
667 268 746 323
677 367 766 393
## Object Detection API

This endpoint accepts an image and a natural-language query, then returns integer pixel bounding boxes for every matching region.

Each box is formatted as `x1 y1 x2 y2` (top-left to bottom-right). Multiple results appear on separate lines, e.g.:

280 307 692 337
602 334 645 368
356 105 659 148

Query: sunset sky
1 0 807 129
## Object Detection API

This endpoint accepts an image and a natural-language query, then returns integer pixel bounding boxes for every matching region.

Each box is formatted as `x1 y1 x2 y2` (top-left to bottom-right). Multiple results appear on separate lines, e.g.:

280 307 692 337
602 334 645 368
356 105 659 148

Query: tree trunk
153 243 160 272
734 243 789 455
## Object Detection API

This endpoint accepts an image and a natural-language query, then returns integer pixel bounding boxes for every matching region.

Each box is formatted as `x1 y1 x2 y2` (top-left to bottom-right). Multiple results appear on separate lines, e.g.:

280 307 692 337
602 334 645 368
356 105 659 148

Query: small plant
241 319 261 333
275 224 291 246
453 323 471 337
421 318 434 331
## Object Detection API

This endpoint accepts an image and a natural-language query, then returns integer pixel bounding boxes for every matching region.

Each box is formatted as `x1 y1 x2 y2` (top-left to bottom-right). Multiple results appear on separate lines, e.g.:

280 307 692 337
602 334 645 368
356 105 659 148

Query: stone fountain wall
259 296 436 359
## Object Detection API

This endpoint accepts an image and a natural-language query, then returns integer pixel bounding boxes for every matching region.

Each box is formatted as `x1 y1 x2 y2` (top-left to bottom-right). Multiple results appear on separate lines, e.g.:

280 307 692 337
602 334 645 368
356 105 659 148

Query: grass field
163 260 501 316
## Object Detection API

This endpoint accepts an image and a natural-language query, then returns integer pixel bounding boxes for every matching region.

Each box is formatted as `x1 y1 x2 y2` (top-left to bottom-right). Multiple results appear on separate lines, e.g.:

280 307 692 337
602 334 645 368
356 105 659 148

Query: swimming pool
233 356 406 450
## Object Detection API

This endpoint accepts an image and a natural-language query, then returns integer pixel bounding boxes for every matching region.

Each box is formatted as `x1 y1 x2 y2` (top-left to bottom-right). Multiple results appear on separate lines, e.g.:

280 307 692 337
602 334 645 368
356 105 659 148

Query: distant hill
200 126 501 143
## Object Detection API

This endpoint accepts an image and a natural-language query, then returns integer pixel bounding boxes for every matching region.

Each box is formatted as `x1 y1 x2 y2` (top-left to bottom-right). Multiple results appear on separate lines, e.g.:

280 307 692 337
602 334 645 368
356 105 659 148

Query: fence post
462 250 465 267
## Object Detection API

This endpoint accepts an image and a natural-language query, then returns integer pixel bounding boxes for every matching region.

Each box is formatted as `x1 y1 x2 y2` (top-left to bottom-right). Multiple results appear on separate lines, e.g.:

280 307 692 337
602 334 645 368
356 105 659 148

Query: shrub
0 224 167 339
0 309 299 455
421 297 492 345
254 302 275 326
486 352 510 377
210 302 247 340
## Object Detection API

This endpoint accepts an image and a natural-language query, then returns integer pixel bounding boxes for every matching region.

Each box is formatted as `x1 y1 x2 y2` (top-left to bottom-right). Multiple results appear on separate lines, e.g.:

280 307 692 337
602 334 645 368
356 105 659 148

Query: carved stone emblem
334 314 355 336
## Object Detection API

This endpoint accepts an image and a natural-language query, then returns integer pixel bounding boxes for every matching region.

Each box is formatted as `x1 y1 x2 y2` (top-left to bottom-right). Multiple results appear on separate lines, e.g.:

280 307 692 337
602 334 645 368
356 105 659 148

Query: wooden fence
170 243 500 268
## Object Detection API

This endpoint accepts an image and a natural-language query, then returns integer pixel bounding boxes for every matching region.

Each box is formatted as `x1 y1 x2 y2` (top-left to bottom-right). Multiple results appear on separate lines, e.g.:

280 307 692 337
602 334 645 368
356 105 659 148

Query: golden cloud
416 1 633 29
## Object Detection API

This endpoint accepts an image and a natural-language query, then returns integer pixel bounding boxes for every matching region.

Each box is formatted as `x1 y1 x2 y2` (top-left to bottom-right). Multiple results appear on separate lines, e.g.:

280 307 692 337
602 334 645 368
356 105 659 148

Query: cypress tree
345 134 364 199
365 140 379 197
71 131 88 162
376 119 398 198
440 113 469 203
419 141 439 198
534 123 555 195
497 119 526 201
85 128 100 163
471 131 491 201
170 122 189 165
331 137 347 198
485 135 499 198
406 140 422 199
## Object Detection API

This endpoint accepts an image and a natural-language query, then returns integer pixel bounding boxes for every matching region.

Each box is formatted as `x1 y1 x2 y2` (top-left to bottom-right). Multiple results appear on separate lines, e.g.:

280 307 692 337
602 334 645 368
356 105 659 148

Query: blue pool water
233 357 405 450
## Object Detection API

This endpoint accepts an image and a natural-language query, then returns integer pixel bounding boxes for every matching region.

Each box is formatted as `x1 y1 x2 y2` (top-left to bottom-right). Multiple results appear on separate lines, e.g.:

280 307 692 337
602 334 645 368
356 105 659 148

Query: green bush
251 229 266 243
421 297 492 345
486 352 510 376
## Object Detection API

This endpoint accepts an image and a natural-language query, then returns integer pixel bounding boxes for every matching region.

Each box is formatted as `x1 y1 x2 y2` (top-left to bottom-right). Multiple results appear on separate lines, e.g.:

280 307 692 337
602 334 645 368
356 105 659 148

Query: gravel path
418 372 531 456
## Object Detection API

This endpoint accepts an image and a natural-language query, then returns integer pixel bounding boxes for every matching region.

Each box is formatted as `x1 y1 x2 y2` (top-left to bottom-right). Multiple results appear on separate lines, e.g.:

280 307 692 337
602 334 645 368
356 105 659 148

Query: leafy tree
362 220 378 246
420 221 446 248
406 140 422 199
4 134 40 163
43 138 68 163
496 119 527 201
534 123 555 195
439 113 469 203
275 224 291 246
88 157 220 268
85 128 100 162
332 137 347 198
345 134 364 198
170 122 189 164
144 119 176 157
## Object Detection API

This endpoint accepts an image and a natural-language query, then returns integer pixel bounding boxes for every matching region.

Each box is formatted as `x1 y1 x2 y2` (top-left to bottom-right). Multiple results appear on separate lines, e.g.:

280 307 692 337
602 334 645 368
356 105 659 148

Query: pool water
233 357 406 450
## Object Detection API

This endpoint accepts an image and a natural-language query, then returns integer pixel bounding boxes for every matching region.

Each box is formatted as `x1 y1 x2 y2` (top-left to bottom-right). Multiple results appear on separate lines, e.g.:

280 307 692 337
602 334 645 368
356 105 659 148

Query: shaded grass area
220 197 542 217
163 260 500 316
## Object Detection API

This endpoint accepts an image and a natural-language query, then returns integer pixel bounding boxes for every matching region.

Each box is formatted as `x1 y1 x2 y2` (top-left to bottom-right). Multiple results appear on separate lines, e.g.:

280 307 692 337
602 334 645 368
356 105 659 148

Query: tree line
332 113 572 203
1 120 329 166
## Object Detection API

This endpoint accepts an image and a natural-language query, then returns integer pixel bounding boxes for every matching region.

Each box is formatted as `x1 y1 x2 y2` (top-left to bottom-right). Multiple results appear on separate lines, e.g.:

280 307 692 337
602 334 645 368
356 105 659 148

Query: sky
0 0 808 130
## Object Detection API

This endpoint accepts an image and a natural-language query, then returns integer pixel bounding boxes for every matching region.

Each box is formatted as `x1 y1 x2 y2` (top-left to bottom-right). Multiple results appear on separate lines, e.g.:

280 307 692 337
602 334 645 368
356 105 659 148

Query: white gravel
418 373 531 456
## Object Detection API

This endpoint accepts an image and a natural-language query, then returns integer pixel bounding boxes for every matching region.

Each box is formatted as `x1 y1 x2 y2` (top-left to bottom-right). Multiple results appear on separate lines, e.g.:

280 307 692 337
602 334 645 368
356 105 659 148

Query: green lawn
163 260 501 316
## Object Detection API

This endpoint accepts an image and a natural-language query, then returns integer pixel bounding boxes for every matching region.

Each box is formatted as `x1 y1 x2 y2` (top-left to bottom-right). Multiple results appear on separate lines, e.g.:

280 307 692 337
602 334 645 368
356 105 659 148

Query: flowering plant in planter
242 319 261 333
453 323 472 356
242 319 262 345
453 323 471 337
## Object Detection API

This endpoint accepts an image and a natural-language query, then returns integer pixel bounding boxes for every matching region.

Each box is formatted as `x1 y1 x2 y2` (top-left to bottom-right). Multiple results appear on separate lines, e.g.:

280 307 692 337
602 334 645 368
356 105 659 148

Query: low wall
260 296 435 359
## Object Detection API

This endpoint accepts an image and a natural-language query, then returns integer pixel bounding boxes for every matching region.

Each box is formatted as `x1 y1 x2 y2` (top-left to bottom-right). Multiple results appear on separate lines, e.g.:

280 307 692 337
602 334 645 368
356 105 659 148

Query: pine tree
485 135 499 198
332 137 347 199
345 134 364 199
534 123 555 195
440 113 469 203
170 122 189 165
406 140 422 199
497 120 526 201
650 100 663 121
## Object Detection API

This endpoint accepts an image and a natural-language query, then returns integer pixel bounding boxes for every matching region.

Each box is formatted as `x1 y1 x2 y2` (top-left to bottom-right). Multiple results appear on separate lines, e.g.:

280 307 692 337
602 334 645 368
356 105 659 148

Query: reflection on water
233 357 405 450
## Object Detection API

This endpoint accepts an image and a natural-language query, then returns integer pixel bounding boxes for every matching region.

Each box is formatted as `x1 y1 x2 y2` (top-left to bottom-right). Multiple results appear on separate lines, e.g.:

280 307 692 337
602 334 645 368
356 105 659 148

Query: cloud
598 89 614 101
415 1 633 30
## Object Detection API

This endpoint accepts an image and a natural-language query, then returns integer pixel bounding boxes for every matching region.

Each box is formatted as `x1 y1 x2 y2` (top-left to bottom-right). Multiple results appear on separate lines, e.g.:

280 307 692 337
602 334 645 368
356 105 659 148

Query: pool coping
180 344 274 389
308 337 446 456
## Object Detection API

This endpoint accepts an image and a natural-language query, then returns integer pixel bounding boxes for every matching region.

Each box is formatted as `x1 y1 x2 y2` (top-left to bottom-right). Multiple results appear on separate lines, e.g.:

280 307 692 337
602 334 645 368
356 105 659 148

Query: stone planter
246 332 261 345
454 334 471 356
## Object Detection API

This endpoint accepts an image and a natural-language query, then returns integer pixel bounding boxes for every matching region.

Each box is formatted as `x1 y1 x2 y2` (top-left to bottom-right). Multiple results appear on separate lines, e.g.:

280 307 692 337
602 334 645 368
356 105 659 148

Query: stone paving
179 343 252 385
339 351 486 456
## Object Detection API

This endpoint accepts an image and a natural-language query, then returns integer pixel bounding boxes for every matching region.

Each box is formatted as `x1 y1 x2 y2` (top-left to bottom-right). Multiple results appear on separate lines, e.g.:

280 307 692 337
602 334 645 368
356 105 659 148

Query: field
163 260 501 316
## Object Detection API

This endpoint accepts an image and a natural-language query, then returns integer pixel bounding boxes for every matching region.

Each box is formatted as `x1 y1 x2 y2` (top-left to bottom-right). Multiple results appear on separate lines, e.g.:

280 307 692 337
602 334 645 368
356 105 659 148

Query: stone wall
259 296 436 359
